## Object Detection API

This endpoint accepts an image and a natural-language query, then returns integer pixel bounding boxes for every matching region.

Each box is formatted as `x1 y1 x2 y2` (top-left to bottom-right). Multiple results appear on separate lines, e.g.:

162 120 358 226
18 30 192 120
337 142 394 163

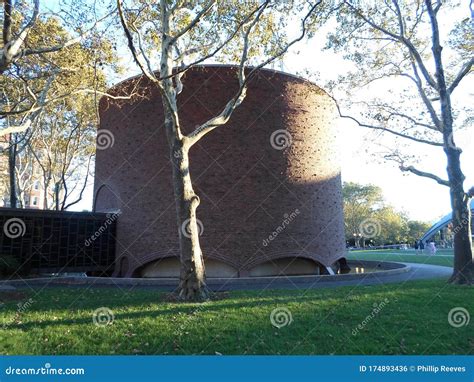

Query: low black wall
0 208 116 275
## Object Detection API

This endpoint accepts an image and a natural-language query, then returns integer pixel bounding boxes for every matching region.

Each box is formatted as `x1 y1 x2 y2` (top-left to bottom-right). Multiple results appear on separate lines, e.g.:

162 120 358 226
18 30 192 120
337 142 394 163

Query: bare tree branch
62 154 93 210
3 0 13 45
117 0 161 86
1 87 134 122
356 101 438 131
0 0 39 73
400 164 450 187
409 58 441 129
117 0 181 119
170 1 216 43
0 70 57 136
386 111 437 130
448 57 473 94
157 2 269 82
331 95 444 146
383 151 450 186
344 0 438 90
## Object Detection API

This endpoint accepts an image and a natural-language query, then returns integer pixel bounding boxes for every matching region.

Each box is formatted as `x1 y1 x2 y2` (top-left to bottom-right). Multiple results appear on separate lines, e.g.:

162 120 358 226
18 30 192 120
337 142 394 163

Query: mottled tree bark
427 0 473 284
162 105 208 300
170 143 208 300
448 190 473 284
8 133 17 208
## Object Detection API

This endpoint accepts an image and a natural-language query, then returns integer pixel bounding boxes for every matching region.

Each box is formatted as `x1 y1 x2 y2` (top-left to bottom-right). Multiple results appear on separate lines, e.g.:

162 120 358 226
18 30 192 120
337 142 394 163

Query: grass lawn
347 249 454 267
1 279 472 355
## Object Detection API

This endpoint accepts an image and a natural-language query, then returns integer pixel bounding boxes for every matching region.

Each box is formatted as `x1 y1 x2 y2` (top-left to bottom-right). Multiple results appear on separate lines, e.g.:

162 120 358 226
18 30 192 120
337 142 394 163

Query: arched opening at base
248 257 320 277
140 257 238 278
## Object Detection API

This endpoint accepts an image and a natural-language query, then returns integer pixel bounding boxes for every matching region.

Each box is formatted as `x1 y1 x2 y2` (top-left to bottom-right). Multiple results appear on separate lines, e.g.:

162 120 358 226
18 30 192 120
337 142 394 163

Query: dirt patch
163 291 230 303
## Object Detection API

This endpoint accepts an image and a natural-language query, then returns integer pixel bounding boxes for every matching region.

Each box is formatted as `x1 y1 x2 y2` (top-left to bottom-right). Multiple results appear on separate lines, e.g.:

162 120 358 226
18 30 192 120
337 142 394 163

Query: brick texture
94 65 346 277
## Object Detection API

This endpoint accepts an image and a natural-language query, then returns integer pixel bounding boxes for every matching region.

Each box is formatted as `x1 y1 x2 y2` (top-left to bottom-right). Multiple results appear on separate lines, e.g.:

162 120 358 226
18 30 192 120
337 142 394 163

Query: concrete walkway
283 262 452 291
205 262 452 291
0 262 453 292
350 252 454 257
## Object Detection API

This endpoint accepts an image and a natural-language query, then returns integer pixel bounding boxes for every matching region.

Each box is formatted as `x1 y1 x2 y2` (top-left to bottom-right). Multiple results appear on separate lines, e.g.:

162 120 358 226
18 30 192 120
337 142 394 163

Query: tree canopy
343 181 431 246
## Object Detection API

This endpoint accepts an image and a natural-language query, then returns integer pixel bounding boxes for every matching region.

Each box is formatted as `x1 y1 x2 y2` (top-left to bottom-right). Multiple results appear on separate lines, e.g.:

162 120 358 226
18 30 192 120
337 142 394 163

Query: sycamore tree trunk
8 133 17 208
427 1 474 284
438 69 473 285
162 105 208 301
172 143 208 300
439 80 473 284
153 0 208 301
445 147 473 284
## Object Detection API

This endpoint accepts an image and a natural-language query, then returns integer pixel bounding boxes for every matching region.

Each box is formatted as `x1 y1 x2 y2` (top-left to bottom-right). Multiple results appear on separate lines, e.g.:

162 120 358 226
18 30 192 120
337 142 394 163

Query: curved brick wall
94 65 346 277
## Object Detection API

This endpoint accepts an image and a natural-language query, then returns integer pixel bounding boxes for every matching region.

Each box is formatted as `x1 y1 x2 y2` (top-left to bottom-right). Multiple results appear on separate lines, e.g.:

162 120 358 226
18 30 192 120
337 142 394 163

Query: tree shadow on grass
1 281 443 331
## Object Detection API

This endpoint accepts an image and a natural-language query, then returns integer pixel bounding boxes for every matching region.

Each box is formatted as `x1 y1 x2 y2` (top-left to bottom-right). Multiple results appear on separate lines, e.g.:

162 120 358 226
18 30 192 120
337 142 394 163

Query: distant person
414 241 419 253
419 240 425 254
428 241 437 255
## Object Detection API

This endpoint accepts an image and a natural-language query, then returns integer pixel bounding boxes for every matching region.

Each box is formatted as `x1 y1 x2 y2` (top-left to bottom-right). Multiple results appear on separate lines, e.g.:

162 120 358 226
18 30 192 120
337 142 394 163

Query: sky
68 1 473 224
282 36 473 223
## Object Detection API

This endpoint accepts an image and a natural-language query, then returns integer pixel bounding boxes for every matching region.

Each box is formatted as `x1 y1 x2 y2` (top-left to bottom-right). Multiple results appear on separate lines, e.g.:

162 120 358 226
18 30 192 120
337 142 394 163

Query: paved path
1 262 452 293
279 262 452 291
203 263 452 291
350 252 454 257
